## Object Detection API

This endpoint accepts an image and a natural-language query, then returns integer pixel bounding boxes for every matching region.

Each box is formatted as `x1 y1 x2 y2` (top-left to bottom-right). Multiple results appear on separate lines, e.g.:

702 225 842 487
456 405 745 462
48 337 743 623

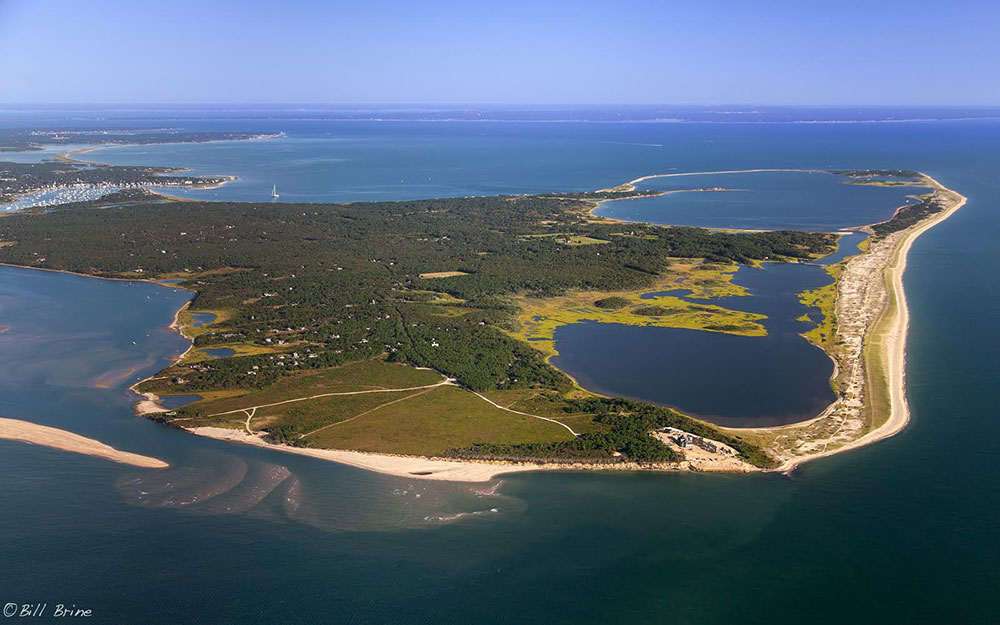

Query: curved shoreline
763 175 966 471
0 417 168 468
605 168 827 193
53 131 286 168
579 168 965 471
0 169 965 478
0 133 284 210
187 426 654 482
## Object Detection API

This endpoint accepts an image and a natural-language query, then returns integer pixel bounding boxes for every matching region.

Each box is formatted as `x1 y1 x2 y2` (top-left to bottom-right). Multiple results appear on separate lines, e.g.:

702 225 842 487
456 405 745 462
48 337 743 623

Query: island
0 128 283 153
0 160 965 480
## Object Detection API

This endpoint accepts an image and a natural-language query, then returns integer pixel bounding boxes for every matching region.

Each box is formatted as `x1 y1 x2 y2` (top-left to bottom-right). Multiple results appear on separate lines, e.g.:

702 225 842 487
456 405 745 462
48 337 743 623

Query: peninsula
0 161 963 480
0 130 283 207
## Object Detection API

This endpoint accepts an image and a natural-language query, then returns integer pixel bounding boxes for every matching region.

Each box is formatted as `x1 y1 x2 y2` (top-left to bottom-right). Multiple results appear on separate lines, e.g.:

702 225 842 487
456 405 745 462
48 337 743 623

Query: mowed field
163 359 578 456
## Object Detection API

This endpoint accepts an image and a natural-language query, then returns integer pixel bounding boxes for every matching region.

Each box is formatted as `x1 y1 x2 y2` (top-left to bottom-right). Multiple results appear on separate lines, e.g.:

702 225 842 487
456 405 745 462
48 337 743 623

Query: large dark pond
552 254 850 427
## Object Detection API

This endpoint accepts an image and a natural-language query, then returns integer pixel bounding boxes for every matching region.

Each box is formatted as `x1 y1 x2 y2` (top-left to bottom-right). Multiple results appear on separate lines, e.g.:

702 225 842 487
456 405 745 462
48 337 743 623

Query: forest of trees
0 187 848 467
870 194 946 237
445 398 779 467
0 190 836 395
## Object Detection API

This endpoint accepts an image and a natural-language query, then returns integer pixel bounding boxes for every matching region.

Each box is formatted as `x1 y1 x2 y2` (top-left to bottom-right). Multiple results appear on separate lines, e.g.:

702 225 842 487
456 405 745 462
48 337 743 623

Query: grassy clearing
183 359 444 414
479 388 604 434
302 385 575 456
263 391 433 438
158 359 578 455
519 233 610 246
418 271 470 279
563 235 610 246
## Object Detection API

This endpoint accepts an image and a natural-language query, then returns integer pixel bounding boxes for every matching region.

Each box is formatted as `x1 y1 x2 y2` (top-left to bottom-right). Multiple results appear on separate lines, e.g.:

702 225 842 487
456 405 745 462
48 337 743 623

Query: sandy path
0 417 168 468
467 390 579 436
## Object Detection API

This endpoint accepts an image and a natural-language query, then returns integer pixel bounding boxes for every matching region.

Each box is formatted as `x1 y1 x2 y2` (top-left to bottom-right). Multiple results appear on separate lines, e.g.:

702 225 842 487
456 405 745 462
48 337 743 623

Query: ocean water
2 119 953 205
0 114 998 624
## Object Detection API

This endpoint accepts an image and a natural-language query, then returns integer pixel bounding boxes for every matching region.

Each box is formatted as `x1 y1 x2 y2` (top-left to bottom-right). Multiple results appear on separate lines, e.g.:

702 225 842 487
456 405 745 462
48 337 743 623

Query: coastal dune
0 417 168 468
189 426 640 482
752 174 967 471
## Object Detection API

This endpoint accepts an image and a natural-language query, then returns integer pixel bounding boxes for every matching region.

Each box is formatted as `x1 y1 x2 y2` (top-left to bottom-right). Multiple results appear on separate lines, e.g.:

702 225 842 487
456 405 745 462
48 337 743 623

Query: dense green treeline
870 194 946 238
0 187 840 465
0 191 834 395
447 397 777 468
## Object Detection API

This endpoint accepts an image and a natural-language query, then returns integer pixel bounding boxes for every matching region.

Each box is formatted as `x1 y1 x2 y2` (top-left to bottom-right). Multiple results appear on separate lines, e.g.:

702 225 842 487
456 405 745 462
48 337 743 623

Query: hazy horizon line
2 103 1000 109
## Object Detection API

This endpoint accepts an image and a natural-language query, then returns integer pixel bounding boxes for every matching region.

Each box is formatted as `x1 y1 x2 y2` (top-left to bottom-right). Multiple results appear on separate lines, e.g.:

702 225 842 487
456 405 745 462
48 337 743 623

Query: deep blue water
816 231 867 266
0 119 954 208
598 170 928 230
550 223 868 425
1 115 998 624
552 261 837 426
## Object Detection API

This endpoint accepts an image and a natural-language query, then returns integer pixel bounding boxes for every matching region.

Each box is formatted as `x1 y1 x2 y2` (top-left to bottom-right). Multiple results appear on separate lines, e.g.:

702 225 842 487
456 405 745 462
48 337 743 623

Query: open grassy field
158 359 578 456
302 385 575 455
478 388 605 433
518 232 610 246
181 360 444 411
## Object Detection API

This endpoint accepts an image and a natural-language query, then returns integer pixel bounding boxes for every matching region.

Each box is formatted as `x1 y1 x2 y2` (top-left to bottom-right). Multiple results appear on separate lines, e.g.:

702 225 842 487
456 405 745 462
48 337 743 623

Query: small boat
271 184 280 199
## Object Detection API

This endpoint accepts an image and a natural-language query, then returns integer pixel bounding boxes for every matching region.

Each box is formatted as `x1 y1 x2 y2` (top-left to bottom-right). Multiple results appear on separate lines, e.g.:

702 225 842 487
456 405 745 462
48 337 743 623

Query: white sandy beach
188 426 582 482
0 417 168 468
771 176 966 471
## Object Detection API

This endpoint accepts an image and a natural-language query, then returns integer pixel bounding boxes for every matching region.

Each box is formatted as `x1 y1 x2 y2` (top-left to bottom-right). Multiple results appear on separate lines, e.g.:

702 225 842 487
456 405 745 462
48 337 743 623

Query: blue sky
1 0 997 105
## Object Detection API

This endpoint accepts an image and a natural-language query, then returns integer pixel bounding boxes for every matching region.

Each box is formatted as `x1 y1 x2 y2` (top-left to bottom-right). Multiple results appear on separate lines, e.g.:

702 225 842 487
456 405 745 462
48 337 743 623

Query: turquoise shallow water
0 117 998 623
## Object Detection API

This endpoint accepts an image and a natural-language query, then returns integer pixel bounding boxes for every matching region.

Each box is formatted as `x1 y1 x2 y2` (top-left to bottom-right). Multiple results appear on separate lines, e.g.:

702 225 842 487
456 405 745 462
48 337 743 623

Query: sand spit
54 132 286 167
0 417 168 468
601 168 824 193
744 174 966 471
